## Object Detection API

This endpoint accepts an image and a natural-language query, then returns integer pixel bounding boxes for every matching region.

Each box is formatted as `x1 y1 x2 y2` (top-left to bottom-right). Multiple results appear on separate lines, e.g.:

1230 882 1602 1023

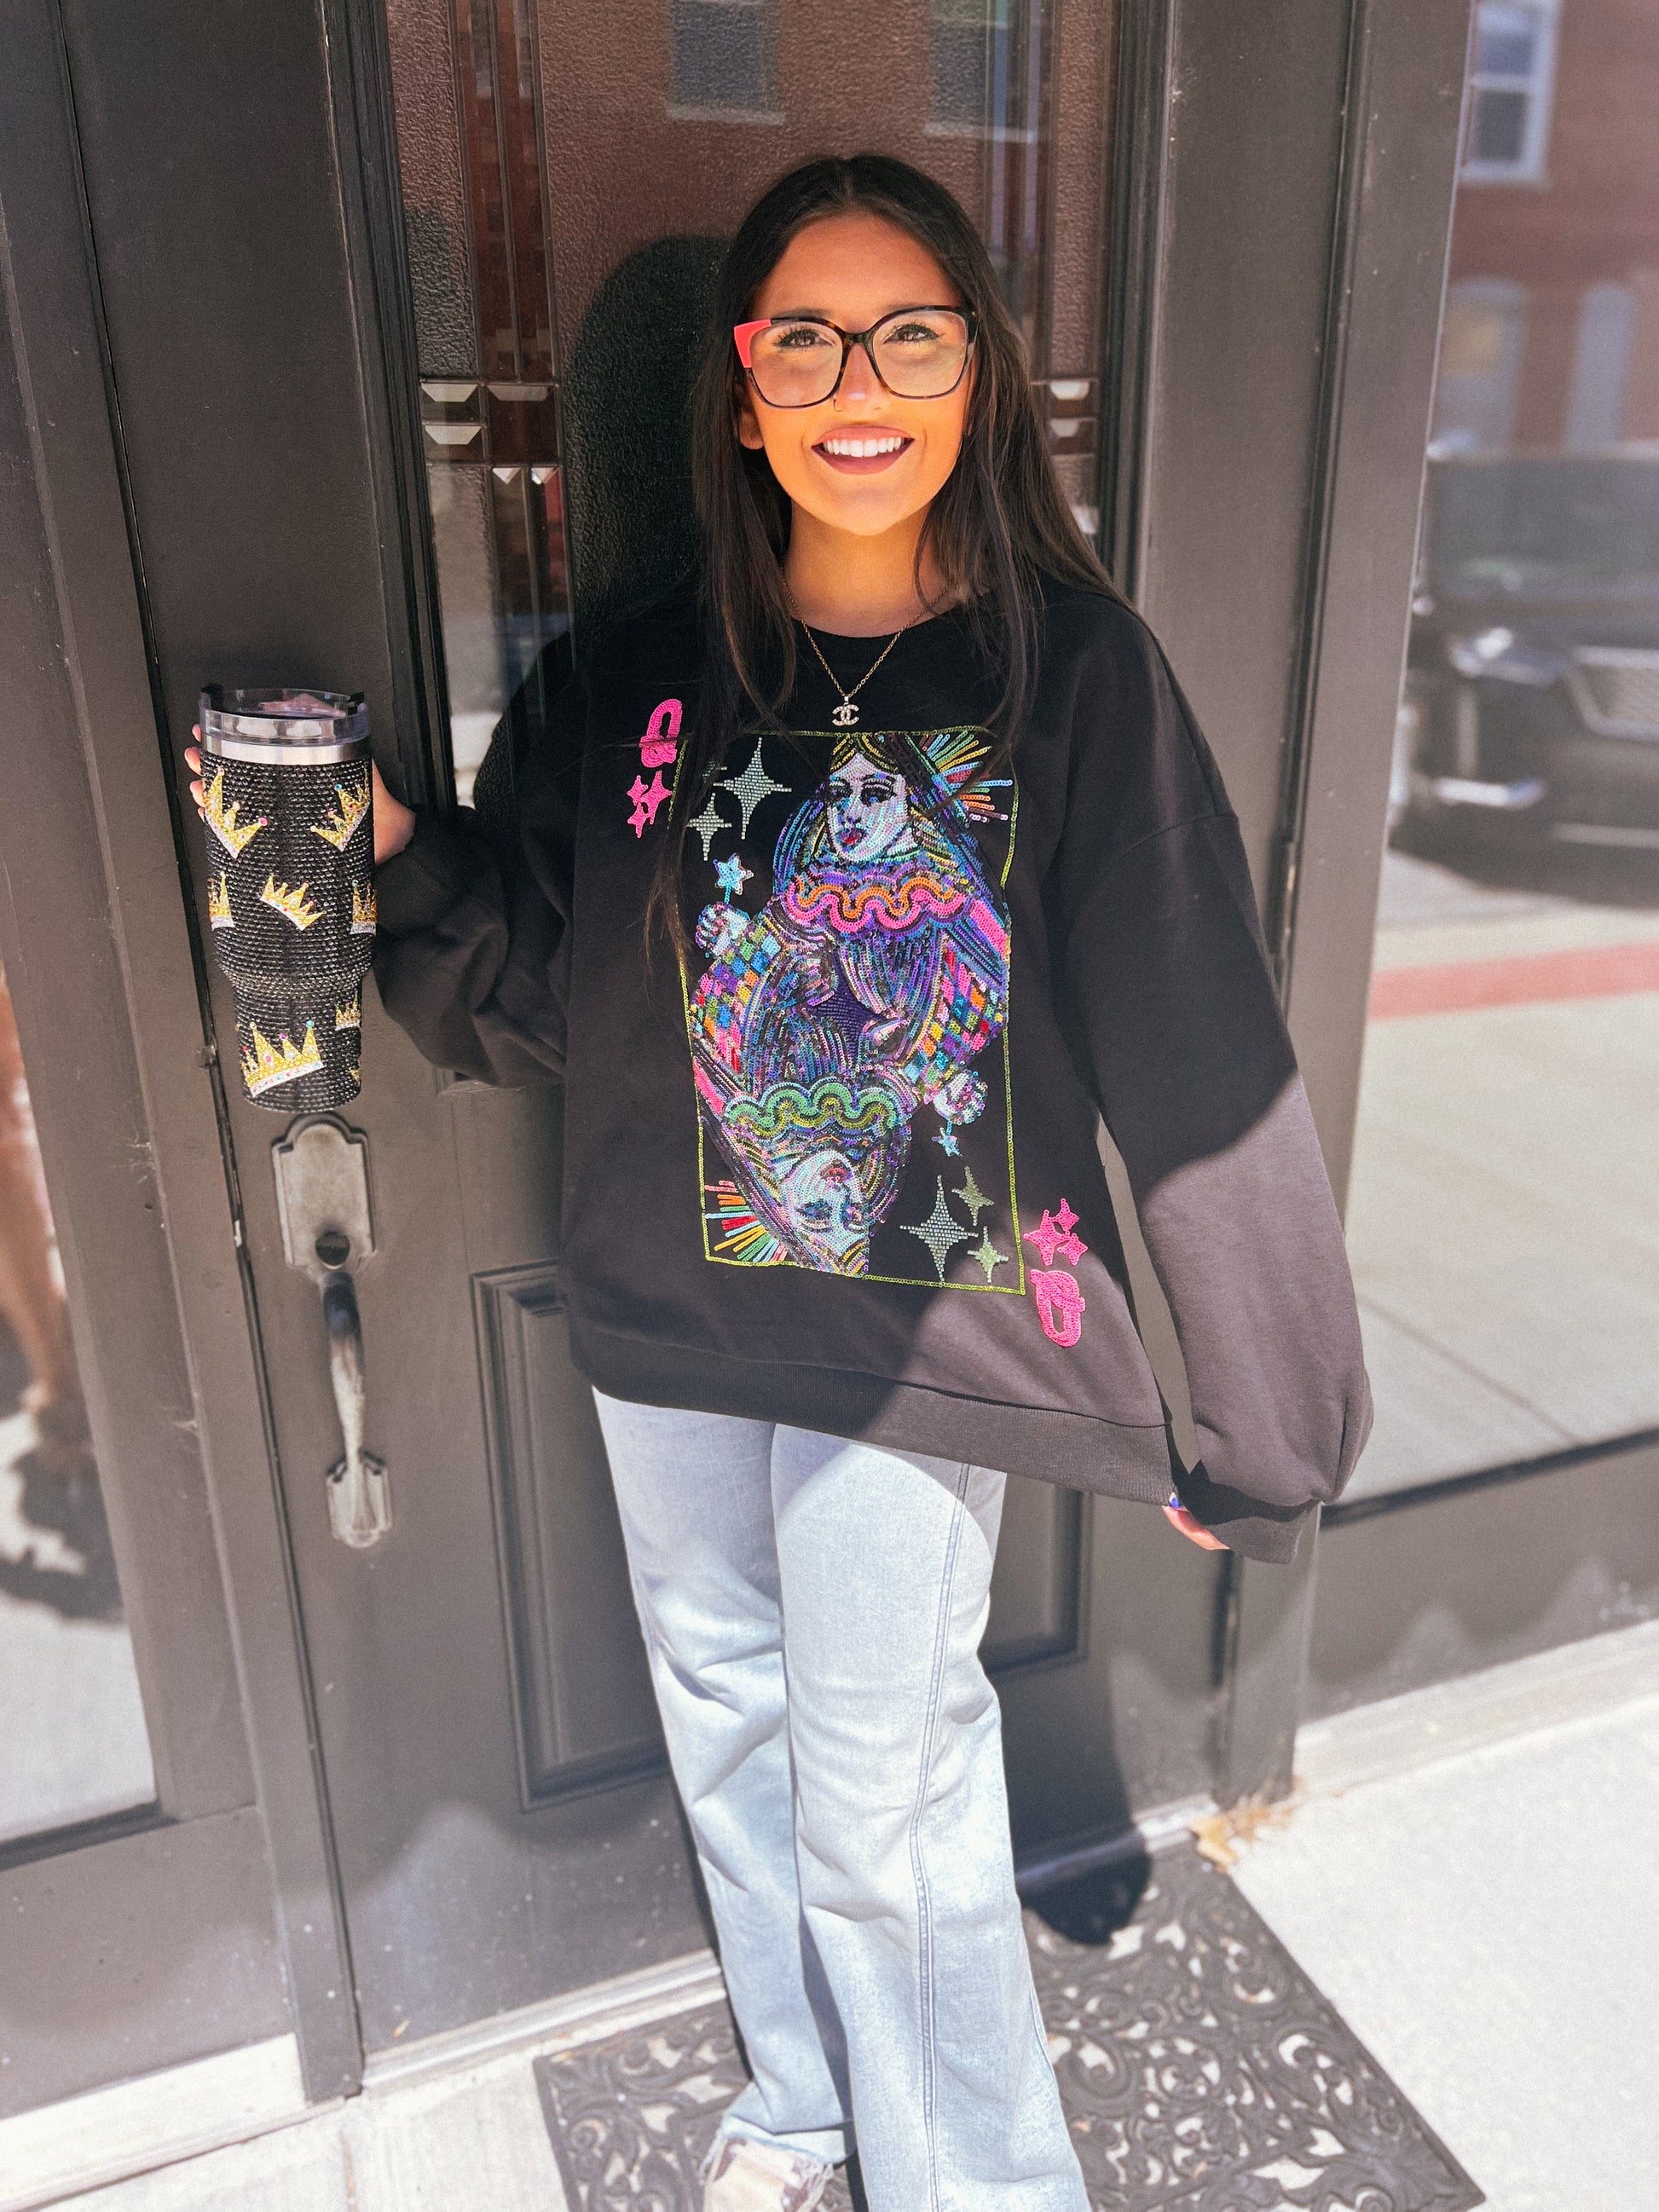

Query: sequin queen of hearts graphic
688 728 1016 1279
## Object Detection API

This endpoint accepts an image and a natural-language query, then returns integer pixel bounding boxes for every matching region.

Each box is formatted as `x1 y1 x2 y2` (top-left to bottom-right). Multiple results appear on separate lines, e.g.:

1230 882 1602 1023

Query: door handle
272 1113 391 1548
319 1265 389 1548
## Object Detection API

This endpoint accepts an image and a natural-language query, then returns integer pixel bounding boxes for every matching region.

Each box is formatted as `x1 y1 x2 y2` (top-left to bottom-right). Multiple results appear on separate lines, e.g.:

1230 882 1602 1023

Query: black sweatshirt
373 583 1371 1562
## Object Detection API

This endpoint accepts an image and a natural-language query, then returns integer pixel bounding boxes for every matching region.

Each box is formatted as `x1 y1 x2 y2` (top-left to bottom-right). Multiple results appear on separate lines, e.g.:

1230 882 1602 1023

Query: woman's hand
1162 1496 1229 1551
185 732 417 866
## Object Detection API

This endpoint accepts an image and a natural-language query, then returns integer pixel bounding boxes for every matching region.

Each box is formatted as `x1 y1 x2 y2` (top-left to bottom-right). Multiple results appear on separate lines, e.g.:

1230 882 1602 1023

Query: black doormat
532 1839 1484 2211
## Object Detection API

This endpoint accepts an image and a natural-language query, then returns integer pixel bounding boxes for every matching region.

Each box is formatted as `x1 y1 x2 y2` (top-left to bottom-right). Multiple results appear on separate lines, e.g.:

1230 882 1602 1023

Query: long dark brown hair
648 152 1124 949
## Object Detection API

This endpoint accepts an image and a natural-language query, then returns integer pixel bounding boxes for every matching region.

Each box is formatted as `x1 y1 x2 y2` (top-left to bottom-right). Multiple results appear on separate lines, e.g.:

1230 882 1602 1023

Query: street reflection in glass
1345 0 1659 1500
0 968 155 1843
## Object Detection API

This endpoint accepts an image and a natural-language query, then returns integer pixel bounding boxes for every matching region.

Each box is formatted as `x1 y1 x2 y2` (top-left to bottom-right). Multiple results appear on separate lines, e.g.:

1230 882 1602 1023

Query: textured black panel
984 1479 1086 1674
533 1840 1484 2212
473 1256 1084 1798
473 1266 665 1803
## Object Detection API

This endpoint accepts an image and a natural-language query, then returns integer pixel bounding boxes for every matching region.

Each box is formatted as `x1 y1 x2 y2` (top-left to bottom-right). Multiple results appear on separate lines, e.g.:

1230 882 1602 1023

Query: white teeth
821 435 907 458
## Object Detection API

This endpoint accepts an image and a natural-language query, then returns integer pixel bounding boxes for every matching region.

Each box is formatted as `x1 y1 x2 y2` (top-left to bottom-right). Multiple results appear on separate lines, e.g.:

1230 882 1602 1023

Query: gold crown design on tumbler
240 1019 325 1099
203 767 269 858
259 873 324 931
335 990 361 1031
208 874 234 930
350 880 377 934
310 778 372 853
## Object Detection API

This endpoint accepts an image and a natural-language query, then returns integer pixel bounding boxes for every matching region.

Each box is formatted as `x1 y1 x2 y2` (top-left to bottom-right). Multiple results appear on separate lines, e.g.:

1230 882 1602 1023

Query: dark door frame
0 0 360 2111
1123 0 1474 1800
1 0 1489 2124
312 0 1475 1834
310 0 1483 1821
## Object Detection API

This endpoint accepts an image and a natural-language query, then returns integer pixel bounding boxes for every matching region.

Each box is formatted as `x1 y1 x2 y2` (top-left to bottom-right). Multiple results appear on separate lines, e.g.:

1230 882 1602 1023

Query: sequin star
1023 1199 1087 1269
627 771 670 837
718 738 790 837
969 1229 1008 1283
688 792 729 862
957 1165 992 1223
936 1126 960 1157
714 852 753 901
903 1179 974 1282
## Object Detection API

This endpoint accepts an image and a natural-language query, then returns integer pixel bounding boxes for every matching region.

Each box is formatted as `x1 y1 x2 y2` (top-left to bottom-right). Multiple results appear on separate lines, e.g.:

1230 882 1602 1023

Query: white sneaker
702 2134 834 2212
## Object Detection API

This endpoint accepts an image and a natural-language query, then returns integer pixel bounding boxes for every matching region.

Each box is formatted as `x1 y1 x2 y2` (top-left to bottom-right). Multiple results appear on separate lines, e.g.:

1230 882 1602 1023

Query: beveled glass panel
382 0 1119 803
0 968 156 1843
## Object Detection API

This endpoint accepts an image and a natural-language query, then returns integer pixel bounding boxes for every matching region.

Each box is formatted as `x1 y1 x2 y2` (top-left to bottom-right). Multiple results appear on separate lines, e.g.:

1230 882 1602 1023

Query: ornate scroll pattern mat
532 1839 1484 2212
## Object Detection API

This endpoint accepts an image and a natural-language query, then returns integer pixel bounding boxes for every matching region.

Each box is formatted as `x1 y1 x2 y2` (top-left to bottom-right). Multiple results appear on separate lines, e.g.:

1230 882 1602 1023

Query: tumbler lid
200 685 369 762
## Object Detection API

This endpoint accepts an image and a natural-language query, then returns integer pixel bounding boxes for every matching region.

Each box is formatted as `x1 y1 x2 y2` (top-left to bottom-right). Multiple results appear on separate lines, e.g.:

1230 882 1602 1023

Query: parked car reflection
1393 450 1659 872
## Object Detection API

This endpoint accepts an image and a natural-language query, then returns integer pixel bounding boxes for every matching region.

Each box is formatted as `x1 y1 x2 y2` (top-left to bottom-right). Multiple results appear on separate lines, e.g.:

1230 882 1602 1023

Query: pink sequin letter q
640 697 681 769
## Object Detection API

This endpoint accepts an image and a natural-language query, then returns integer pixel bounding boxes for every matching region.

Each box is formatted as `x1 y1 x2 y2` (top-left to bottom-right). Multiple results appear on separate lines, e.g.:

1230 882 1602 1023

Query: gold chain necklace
797 615 912 728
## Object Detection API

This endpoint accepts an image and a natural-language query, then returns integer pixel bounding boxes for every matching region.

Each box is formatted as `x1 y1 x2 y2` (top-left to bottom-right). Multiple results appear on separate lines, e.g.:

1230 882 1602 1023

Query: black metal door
34 0 1251 2073
0 3 345 2117
14 0 1483 2103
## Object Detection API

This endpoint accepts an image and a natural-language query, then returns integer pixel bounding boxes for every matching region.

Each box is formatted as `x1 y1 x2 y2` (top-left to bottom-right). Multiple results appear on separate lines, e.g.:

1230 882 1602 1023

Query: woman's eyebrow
764 301 951 323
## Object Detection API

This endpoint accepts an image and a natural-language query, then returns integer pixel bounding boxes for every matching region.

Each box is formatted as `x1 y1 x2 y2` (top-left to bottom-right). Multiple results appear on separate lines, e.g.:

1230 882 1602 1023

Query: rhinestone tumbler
199 686 374 1112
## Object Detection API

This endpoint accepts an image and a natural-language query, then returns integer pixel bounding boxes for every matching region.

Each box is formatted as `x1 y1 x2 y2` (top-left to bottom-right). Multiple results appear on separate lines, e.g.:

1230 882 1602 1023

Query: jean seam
908 1461 971 2212
1029 1980 1055 2068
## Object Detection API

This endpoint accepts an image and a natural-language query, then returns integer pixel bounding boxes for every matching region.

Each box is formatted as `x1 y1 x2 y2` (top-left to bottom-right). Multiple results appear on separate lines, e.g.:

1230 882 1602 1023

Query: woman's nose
835 340 884 407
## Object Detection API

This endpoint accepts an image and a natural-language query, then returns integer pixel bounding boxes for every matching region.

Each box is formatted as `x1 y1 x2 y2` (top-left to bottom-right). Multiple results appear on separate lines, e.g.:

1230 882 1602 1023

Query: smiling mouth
814 431 913 472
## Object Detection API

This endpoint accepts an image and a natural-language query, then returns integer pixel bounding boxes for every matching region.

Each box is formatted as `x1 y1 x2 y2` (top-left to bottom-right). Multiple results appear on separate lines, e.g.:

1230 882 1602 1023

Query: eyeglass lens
748 310 971 406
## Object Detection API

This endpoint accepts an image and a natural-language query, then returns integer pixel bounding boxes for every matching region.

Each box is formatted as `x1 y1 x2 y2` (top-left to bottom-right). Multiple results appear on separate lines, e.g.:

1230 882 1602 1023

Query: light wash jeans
591 1391 1089 2212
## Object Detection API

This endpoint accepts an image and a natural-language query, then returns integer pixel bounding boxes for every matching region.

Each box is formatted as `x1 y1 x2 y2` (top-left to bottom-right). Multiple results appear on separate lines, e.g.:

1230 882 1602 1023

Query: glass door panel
382 0 1118 800
0 968 155 1844
367 0 1149 1888
1345 0 1659 1500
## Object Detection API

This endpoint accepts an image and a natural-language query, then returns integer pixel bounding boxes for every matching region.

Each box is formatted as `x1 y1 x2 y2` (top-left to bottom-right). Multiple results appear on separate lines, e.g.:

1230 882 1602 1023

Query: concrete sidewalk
1232 1618 1659 2212
11 1617 1656 2212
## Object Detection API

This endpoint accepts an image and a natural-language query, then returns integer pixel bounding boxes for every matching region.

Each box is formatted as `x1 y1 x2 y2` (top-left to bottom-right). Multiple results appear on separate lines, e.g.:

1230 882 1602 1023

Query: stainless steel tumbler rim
200 687 369 744
203 727 369 765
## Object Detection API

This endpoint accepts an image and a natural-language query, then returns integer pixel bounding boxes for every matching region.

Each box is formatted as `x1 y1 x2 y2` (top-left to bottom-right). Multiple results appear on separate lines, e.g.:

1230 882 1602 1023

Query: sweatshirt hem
568 1316 1176 1507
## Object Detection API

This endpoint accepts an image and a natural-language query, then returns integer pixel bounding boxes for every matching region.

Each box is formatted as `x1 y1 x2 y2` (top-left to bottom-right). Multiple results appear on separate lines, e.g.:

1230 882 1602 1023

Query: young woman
194 153 1370 2212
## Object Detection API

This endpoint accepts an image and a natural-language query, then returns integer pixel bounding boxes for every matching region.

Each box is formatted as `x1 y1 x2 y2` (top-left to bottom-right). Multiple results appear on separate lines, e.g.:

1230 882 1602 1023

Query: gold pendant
831 699 859 727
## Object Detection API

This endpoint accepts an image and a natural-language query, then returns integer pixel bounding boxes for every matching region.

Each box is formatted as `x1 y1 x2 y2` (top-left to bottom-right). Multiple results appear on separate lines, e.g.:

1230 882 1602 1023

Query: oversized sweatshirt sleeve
1049 606 1373 1562
369 669 583 1086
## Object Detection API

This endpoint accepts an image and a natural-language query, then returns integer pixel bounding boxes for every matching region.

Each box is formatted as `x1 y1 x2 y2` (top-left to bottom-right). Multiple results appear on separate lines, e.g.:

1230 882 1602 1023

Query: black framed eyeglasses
733 307 977 407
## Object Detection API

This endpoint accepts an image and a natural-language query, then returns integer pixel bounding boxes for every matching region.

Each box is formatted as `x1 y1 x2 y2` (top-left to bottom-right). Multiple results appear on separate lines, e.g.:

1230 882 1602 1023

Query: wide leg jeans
591 1391 1088 2212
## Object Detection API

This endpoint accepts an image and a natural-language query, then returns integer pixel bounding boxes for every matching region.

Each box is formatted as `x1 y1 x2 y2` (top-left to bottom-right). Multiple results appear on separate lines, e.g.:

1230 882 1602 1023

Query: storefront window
0 970 155 1843
1462 0 1561 184
1345 0 1659 1499
382 0 1117 800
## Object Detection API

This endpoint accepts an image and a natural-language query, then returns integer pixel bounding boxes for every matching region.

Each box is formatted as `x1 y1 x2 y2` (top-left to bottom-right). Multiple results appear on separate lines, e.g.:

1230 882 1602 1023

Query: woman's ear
737 382 765 452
